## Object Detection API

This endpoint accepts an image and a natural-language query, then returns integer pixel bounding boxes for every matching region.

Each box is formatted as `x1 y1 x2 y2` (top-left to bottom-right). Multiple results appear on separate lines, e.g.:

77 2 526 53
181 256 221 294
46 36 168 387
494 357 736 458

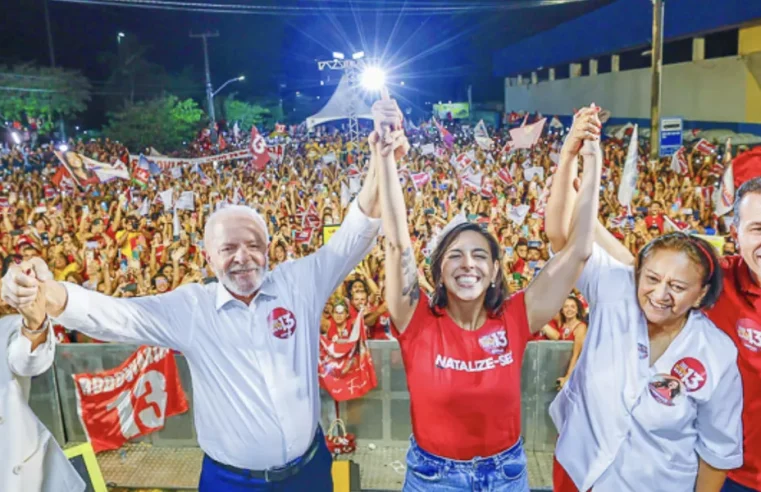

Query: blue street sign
659 117 683 157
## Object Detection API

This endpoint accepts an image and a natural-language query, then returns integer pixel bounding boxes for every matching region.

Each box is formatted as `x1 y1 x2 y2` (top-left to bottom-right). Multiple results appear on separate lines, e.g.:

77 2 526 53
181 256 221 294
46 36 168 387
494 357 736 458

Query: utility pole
43 0 65 142
649 0 665 161
43 0 56 67
467 84 473 123
190 31 220 140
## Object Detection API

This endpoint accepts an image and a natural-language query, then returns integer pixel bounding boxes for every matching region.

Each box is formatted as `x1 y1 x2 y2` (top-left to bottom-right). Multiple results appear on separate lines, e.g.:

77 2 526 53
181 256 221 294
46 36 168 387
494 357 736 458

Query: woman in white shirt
545 107 743 492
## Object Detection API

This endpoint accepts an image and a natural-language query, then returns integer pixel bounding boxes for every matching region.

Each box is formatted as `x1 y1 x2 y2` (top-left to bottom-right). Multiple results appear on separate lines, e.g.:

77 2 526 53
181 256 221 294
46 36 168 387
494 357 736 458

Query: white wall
504 56 750 122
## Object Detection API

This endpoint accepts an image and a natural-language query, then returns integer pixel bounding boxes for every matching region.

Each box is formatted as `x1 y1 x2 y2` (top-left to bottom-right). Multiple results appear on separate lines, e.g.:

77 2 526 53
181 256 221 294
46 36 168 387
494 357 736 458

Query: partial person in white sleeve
0 259 85 492
0 98 403 492
545 106 743 492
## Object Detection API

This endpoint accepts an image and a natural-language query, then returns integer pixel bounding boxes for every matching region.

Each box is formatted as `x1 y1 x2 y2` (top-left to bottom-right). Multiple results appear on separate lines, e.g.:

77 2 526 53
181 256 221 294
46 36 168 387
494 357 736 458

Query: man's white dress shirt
53 200 381 470
2 315 85 492
550 245 743 492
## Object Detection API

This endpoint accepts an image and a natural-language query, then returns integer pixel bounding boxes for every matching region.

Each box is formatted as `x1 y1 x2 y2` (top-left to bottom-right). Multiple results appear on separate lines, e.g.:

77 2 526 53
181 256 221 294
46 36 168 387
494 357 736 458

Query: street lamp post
117 32 125 45
212 75 245 98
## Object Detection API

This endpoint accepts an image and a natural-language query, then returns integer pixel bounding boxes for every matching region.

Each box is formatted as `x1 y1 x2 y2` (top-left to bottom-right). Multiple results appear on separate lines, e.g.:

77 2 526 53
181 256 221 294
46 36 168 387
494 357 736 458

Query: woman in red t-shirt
372 90 603 491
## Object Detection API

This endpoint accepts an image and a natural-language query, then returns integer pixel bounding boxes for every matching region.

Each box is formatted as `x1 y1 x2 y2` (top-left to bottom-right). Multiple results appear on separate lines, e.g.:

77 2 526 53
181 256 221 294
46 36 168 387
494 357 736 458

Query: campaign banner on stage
73 346 189 453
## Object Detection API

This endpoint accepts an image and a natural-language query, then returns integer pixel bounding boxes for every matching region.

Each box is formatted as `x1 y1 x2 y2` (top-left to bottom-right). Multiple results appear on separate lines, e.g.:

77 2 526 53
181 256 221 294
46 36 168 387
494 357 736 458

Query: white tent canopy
306 74 373 130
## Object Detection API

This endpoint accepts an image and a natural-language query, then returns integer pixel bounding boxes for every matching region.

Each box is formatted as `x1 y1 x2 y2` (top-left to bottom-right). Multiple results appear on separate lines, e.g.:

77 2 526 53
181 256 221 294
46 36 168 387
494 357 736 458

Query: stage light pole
316 51 384 148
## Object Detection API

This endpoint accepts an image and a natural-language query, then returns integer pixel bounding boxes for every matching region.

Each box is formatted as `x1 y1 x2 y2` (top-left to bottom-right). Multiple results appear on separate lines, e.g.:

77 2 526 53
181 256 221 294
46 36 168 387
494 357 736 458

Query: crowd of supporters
0 118 743 361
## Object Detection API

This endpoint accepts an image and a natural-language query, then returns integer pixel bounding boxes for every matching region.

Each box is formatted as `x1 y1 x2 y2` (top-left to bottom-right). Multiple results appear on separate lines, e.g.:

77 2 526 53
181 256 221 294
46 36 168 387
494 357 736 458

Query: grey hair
203 205 270 252
733 177 761 226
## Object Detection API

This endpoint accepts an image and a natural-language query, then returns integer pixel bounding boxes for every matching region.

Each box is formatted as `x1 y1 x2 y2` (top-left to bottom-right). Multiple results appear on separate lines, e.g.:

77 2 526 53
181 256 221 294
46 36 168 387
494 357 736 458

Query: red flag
694 139 717 155
248 126 271 171
73 346 189 453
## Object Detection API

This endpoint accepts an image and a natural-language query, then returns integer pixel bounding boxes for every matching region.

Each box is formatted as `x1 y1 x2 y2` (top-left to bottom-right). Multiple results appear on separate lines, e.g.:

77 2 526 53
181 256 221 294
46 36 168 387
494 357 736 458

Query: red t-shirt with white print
392 290 530 459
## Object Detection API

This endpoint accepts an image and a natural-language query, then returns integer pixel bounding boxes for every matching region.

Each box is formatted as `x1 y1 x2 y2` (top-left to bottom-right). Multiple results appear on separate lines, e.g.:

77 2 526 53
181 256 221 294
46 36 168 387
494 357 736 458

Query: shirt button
13 465 21 475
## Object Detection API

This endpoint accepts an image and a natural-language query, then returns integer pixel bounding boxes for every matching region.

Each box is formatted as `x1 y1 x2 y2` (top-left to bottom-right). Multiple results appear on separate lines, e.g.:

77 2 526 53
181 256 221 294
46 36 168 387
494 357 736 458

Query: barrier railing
29 340 572 452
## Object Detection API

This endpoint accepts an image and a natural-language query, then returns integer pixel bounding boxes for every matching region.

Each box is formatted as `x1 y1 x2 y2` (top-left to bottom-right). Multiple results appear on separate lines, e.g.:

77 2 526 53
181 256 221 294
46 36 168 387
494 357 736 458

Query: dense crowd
0 118 741 350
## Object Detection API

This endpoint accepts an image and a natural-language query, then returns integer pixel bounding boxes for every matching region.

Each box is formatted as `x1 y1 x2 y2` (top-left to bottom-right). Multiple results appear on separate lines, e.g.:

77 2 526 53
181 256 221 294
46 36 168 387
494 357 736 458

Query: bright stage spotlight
360 66 386 92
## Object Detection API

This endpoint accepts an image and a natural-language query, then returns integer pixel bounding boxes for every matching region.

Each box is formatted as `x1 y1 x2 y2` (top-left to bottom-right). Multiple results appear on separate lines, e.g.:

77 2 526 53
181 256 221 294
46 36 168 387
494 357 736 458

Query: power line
52 0 595 15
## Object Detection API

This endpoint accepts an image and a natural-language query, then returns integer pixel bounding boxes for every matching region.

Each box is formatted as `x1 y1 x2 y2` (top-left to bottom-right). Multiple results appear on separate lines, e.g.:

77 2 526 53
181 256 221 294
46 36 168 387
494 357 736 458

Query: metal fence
29 340 572 452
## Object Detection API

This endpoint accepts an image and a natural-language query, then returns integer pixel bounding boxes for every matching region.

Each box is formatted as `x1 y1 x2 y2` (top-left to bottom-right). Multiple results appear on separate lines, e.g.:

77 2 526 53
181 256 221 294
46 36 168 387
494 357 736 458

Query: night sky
1 0 614 126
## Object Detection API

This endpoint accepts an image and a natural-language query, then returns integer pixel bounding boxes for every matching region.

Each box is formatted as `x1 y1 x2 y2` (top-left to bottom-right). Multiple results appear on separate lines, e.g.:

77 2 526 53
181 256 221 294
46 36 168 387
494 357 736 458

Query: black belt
206 429 323 482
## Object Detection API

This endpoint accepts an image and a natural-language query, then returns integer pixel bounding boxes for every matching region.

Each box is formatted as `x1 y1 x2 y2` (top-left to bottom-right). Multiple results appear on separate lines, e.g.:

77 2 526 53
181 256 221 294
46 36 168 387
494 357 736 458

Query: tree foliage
223 96 272 131
103 95 205 151
97 37 203 113
0 63 91 132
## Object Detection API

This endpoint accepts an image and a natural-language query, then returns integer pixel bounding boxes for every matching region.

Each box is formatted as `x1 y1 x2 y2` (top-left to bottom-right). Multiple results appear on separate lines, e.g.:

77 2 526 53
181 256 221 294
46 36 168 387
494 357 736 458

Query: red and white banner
319 313 377 401
128 149 253 171
670 147 688 174
294 229 313 244
694 139 717 155
73 346 189 453
497 168 513 186
268 144 285 165
411 172 430 190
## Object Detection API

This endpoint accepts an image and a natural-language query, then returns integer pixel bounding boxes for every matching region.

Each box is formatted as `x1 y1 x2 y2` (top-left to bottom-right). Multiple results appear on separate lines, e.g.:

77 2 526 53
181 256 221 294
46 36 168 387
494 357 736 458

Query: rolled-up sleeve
695 357 744 470
52 283 197 351
6 317 55 378
290 199 381 312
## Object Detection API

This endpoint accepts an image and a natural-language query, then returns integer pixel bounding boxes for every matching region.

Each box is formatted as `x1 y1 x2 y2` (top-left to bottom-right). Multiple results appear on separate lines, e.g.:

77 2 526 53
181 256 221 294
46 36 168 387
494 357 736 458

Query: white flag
714 162 735 217
138 198 150 216
172 206 181 238
159 188 174 212
340 181 351 208
508 204 531 225
175 191 195 211
421 143 435 156
349 176 361 194
524 166 545 181
617 124 639 206
474 120 493 150
322 152 337 164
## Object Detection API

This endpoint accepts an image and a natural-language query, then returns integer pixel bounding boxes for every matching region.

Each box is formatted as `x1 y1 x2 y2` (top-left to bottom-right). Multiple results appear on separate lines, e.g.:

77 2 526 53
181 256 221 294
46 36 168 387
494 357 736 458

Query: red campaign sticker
269 307 297 339
478 329 509 355
670 357 707 392
737 318 761 352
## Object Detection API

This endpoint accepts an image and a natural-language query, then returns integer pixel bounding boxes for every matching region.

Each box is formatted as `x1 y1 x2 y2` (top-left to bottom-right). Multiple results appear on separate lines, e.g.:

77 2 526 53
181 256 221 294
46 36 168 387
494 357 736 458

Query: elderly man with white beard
0 98 404 491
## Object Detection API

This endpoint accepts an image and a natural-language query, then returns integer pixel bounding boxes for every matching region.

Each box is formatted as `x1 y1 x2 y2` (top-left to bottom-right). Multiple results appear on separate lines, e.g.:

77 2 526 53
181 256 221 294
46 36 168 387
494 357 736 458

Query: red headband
692 240 715 278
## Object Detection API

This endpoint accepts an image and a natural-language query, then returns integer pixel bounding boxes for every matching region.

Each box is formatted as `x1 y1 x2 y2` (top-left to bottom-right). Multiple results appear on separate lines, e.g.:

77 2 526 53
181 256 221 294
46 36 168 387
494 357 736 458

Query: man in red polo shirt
713 176 761 492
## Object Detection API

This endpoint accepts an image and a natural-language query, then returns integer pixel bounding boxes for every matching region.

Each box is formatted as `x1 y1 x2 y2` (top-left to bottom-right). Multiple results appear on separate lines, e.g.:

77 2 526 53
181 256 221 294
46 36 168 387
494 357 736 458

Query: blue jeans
722 478 759 492
198 429 333 492
402 435 530 491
